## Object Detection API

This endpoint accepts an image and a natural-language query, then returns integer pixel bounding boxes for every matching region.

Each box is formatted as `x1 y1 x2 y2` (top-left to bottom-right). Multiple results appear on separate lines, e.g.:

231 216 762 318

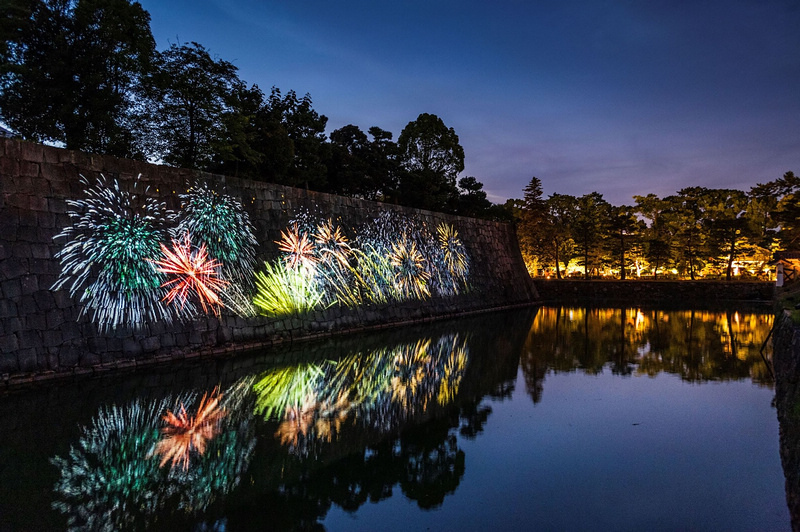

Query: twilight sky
139 0 800 205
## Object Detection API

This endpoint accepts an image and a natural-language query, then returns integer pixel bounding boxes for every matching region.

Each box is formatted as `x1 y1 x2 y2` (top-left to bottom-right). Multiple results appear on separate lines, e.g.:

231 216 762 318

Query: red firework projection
151 233 228 315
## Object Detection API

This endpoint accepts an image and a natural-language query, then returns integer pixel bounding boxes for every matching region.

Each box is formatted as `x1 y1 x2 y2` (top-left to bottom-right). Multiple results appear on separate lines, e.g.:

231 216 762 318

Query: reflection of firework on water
152 388 226 471
391 339 434 410
254 364 325 420
437 336 469 405
253 261 323 316
437 223 469 290
176 182 258 285
258 334 471 455
389 238 431 299
52 385 256 529
52 174 175 331
277 223 318 272
51 397 184 530
150 233 228 316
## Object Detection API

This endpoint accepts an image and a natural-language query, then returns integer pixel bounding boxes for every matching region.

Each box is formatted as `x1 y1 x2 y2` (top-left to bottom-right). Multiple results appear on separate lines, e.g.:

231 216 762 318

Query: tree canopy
0 3 502 218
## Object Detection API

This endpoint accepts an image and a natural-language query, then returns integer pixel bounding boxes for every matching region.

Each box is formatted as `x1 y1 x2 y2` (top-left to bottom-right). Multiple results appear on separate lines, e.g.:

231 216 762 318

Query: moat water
0 305 788 530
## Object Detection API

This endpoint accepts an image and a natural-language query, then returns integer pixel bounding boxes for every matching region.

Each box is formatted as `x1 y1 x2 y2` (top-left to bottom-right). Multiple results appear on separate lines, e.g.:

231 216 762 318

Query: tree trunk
620 233 626 280
554 239 562 279
584 236 589 280
726 238 736 281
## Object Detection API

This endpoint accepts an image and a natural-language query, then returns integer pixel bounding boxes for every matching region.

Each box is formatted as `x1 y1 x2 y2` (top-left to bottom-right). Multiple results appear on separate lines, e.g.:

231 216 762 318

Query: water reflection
51 381 256 530
0 306 781 530
48 327 505 530
521 307 773 404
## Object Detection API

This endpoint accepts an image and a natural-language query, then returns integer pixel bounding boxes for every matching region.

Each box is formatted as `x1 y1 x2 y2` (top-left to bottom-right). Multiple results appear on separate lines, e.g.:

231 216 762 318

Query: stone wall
534 279 775 303
770 312 800 529
0 139 537 382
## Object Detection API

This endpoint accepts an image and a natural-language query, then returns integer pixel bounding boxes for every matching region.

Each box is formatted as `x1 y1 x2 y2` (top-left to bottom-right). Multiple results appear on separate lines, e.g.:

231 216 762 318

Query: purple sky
139 0 800 205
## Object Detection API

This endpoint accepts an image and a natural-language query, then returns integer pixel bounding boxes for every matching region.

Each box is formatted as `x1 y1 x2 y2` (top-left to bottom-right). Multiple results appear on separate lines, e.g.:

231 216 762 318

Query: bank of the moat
534 279 775 304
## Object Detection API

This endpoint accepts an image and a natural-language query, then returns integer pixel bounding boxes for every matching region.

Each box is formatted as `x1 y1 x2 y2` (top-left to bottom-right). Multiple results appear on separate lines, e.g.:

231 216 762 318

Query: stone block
188 330 203 345
43 330 62 347
42 145 61 165
2 317 21 334
160 334 175 348
79 350 101 367
1 279 21 299
0 334 19 353
19 161 39 178
17 348 38 373
141 337 160 352
24 313 46 331
51 291 72 309
32 291 54 311
56 345 78 368
0 353 19 374
0 157 20 179
122 338 143 357
46 309 65 329
19 274 38 294
28 195 48 212
17 329 41 349
87 337 107 352
19 142 43 163
0 299 18 319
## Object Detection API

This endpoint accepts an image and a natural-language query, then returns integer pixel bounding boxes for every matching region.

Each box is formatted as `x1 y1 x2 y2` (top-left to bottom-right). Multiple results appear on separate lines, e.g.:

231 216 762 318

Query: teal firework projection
52 174 176 331
253 212 472 316
175 182 258 286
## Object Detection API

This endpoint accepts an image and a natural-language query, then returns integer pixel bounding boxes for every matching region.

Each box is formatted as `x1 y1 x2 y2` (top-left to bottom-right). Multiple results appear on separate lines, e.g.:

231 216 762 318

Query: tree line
0 0 502 217
515 172 800 280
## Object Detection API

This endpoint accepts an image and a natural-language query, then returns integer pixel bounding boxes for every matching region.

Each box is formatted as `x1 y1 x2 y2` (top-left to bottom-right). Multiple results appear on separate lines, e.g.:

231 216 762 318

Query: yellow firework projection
276 223 318 272
437 223 468 280
389 238 431 299
313 220 351 267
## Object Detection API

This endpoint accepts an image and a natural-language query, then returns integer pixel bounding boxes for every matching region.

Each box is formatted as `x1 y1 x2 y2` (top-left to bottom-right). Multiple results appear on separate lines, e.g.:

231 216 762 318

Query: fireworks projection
253 212 472 317
51 383 256 529
175 182 258 285
54 176 474 332
52 174 176 331
53 176 263 329
252 334 470 456
150 233 228 317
